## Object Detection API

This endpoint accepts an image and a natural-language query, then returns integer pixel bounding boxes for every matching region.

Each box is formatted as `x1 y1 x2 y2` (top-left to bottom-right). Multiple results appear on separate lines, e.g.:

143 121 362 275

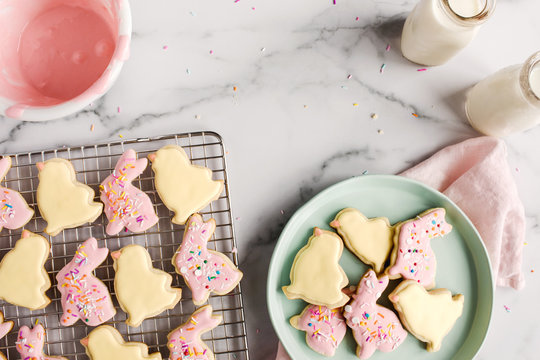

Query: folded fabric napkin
275 136 525 359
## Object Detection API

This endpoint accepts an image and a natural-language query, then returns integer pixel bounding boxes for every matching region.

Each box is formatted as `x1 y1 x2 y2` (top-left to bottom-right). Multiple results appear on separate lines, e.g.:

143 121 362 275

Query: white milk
530 62 540 99
401 0 491 66
466 56 540 137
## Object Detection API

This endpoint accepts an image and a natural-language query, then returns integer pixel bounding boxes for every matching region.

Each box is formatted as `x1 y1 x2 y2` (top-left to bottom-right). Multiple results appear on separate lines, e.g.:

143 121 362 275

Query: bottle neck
520 51 540 106
439 0 496 27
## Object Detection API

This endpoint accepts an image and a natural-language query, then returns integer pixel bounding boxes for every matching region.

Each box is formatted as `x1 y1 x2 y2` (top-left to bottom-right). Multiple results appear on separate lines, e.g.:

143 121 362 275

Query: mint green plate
267 175 493 360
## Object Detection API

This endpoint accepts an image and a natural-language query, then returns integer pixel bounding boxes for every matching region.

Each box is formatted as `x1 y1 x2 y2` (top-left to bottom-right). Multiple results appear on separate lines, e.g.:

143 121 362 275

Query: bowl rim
0 0 133 122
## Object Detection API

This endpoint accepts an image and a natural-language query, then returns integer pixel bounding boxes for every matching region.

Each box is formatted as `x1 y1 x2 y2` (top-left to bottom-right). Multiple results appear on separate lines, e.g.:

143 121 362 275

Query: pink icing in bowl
0 0 131 121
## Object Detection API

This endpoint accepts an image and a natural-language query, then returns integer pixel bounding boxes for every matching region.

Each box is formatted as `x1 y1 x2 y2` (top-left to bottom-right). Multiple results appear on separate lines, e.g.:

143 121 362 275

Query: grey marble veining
1 0 540 359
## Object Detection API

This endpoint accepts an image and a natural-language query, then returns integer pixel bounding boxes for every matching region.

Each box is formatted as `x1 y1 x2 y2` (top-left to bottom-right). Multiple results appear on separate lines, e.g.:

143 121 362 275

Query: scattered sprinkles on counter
504 305 511 313
362 170 369 175
90 124 95 132
353 103 359 107
209 50 214 55
117 106 121 113
417 68 427 72
412 112 419 118
378 129 384 134
356 16 360 21
380 63 386 74
186 68 191 75
163 45 169 50
370 113 378 119
118 134 123 138
189 10 196 16
261 47 266 52
347 74 352 79
386 44 391 51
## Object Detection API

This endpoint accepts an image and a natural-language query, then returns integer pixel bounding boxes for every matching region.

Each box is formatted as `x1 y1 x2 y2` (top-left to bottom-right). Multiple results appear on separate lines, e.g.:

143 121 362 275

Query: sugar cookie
330 208 393 273
57 237 116 326
167 305 222 360
37 158 103 236
0 230 51 310
386 208 452 288
282 228 349 308
0 312 13 360
112 244 182 327
148 145 224 225
290 304 346 357
0 156 34 232
100 149 158 235
343 269 407 359
81 325 162 360
173 214 242 305
16 324 67 360
389 280 464 352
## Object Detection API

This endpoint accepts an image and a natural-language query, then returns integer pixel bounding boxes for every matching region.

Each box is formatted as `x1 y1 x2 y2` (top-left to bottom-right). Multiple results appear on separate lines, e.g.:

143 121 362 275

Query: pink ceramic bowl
0 0 131 121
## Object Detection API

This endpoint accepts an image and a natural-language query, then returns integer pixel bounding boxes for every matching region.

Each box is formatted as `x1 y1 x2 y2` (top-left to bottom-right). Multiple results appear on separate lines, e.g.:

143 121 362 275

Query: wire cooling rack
0 131 249 359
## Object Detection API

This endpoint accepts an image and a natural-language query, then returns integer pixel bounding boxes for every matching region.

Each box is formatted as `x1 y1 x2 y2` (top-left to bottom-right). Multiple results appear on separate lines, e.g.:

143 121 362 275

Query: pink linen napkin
399 136 525 290
275 136 525 359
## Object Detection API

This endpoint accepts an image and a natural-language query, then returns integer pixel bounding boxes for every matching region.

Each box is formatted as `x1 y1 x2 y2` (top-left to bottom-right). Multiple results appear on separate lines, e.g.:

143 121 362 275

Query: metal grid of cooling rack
0 131 249 359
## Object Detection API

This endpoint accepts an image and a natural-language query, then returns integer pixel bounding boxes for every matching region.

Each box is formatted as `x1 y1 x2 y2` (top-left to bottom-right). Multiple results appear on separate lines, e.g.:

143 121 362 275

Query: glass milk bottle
466 51 540 137
401 0 496 66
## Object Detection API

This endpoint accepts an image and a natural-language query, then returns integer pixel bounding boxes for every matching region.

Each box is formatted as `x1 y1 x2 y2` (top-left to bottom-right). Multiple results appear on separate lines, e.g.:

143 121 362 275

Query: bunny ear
0 157 11 181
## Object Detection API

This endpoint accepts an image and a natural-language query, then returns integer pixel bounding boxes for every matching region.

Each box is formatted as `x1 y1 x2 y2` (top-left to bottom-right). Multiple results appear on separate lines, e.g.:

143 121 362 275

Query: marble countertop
1 0 540 359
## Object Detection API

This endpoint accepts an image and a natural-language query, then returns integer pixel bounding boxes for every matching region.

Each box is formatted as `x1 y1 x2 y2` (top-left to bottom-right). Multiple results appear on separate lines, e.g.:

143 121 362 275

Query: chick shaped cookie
0 312 13 360
100 149 159 235
37 158 103 236
290 304 347 357
330 208 394 273
112 244 182 327
282 228 349 308
16 324 67 360
0 156 34 232
389 280 464 352
173 214 243 305
148 145 224 225
0 230 51 310
81 325 162 360
386 208 452 289
343 269 407 359
167 305 222 360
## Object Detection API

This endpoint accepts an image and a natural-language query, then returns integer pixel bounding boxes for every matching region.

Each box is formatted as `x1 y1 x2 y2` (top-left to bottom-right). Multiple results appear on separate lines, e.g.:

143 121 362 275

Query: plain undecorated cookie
282 227 349 308
389 280 464 352
330 208 394 273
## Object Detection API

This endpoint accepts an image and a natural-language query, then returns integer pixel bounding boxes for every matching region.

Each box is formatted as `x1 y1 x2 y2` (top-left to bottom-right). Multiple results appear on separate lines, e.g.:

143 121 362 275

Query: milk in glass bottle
401 0 496 66
466 51 540 137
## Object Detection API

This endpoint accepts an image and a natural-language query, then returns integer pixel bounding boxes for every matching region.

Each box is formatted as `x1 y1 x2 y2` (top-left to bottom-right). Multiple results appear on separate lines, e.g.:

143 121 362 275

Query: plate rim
266 174 494 359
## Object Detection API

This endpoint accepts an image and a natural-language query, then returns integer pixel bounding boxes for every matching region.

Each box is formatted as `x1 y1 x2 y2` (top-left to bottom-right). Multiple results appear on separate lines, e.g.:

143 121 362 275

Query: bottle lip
440 0 496 26
520 51 540 103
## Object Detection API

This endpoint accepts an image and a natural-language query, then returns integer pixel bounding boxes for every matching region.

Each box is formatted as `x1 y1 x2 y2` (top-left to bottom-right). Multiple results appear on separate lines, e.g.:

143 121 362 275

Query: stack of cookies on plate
282 207 464 358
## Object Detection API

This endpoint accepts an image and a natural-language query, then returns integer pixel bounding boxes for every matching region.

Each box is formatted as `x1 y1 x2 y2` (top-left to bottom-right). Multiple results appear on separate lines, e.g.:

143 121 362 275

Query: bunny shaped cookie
0 311 13 360
343 270 407 359
100 149 158 235
167 305 222 360
173 214 243 305
57 238 116 326
0 157 34 232
16 324 67 360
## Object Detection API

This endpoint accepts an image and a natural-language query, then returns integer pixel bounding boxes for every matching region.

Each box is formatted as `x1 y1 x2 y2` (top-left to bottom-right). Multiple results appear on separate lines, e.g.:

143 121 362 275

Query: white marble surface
1 0 540 359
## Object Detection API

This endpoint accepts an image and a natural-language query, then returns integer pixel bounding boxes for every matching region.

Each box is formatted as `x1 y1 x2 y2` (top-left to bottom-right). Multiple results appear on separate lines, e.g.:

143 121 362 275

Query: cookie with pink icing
290 305 346 357
56 237 116 327
15 324 67 360
386 208 453 289
0 311 13 360
167 305 222 360
100 149 159 235
0 156 34 232
343 269 407 359
173 214 243 306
